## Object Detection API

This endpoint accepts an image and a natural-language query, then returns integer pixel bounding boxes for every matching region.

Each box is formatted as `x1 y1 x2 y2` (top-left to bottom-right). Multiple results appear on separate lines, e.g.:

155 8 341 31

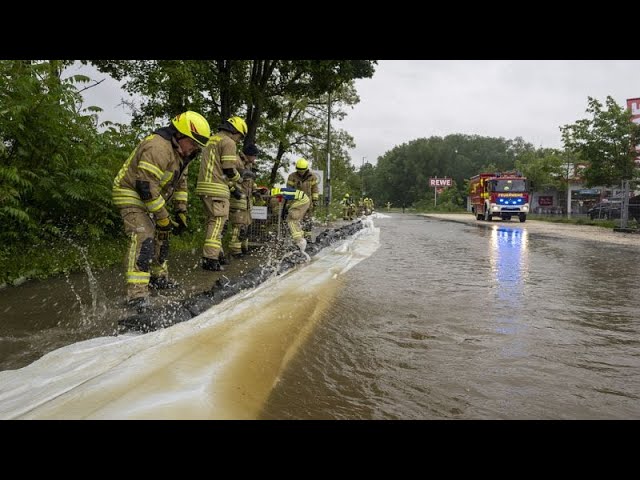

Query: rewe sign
429 177 452 187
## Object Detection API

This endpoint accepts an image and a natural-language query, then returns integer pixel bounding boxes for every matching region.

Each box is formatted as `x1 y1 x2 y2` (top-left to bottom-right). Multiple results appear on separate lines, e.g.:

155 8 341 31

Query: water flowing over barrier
0 216 380 419
118 220 365 333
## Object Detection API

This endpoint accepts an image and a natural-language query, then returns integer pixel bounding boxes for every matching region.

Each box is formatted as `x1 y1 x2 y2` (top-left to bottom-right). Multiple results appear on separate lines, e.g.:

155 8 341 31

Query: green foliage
0 60 141 253
370 134 531 209
1 59 376 283
89 60 376 187
515 148 567 192
561 96 640 187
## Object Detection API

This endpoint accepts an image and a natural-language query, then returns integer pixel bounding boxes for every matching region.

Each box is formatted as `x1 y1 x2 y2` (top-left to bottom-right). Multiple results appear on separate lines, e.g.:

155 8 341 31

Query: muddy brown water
1 214 638 419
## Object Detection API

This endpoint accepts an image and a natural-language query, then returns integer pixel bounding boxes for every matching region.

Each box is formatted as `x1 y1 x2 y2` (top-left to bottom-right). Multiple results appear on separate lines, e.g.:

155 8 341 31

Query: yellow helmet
295 158 309 170
344 193 350 198
227 116 248 136
171 111 211 147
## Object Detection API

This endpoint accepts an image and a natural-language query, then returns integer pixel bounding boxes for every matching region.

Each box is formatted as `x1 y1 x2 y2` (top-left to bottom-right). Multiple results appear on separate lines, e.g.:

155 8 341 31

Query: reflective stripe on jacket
112 132 189 219
196 131 238 199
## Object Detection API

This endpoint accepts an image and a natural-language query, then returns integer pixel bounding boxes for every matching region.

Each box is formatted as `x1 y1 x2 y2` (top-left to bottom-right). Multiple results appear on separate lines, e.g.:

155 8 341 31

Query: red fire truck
469 171 530 222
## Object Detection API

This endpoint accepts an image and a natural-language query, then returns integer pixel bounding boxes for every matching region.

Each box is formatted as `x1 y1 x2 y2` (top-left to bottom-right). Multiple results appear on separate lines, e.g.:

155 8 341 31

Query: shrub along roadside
0 230 206 288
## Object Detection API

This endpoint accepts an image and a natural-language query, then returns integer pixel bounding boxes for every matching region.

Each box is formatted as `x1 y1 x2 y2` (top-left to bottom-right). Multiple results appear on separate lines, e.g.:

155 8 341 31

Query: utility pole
361 157 366 196
566 162 572 219
326 92 332 208
621 179 630 228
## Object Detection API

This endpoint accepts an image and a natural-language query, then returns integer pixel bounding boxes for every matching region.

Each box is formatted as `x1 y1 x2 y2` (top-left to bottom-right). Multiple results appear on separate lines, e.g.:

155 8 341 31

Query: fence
246 199 287 246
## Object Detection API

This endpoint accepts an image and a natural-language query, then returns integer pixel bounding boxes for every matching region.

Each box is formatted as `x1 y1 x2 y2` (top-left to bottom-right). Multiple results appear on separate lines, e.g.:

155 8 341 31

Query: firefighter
341 193 353 220
228 143 259 256
270 186 311 252
196 116 247 271
364 197 373 215
112 111 211 309
286 158 319 239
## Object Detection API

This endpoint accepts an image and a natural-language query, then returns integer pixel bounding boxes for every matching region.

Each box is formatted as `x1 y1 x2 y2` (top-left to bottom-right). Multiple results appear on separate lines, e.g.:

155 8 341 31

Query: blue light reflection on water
489 226 529 341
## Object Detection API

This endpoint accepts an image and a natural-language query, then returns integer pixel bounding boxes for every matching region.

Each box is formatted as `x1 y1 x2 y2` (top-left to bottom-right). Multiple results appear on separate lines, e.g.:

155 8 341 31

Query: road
421 213 640 247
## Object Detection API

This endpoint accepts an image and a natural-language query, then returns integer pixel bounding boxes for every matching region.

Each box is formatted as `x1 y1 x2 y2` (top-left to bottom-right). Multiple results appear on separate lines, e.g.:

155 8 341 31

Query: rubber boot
219 250 231 266
126 296 151 312
149 277 181 290
202 257 224 271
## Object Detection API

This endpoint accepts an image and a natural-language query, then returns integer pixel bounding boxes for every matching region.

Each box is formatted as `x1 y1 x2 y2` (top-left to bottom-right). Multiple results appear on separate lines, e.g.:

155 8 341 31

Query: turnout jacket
112 127 190 220
286 169 319 202
196 130 240 200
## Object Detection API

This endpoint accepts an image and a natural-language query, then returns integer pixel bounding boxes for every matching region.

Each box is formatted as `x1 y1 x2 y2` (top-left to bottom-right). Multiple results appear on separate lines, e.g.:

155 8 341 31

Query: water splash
63 238 109 327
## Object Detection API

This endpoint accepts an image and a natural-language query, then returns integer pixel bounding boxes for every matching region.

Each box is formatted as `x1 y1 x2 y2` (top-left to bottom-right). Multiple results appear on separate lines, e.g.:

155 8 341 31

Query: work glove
231 187 245 200
241 169 256 180
156 216 172 241
173 211 188 235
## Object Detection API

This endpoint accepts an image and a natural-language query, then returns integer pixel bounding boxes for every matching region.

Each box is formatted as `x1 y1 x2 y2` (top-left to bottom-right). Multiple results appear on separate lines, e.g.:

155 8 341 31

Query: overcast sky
73 60 640 168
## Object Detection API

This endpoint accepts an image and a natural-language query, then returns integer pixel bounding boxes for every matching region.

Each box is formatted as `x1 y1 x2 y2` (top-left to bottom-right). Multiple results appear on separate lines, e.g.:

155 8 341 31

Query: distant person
386 201 392 212
196 116 247 271
286 158 319 240
112 111 211 309
364 197 373 215
341 193 354 220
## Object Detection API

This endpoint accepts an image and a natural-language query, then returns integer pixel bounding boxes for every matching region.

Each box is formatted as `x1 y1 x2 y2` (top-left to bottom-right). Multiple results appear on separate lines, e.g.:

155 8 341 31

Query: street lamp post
361 156 366 196
326 92 332 208
566 162 572 219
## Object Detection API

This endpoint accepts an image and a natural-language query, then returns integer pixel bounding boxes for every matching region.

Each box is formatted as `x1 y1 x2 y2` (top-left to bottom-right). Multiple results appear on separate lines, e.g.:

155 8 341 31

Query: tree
370 134 524 208
258 84 359 188
560 96 640 187
88 60 375 137
0 60 141 249
515 148 566 191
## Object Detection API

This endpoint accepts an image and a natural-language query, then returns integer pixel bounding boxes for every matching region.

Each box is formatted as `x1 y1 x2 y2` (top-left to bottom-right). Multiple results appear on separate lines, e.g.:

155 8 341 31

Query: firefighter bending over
112 111 210 309
286 158 319 239
271 187 311 253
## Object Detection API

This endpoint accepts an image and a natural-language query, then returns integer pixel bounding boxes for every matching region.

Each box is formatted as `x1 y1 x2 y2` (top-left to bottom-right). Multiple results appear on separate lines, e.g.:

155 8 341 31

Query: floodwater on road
1 213 639 419
260 214 640 419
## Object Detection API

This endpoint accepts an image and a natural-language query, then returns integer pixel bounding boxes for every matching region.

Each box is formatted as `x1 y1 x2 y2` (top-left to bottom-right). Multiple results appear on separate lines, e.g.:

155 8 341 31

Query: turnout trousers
119 207 170 301
201 196 229 261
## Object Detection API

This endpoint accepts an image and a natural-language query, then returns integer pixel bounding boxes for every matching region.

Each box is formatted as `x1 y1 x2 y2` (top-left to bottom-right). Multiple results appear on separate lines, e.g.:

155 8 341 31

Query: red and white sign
429 177 452 187
628 98 640 164
538 196 553 206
